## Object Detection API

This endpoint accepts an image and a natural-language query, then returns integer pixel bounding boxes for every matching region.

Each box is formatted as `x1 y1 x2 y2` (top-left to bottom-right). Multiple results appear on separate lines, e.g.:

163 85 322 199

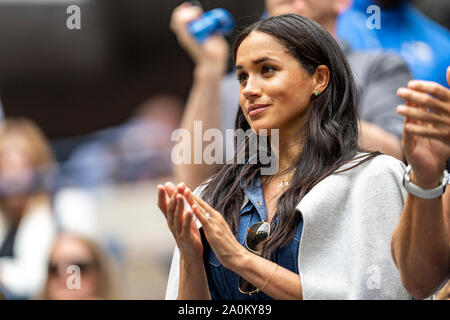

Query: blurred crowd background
0 0 448 300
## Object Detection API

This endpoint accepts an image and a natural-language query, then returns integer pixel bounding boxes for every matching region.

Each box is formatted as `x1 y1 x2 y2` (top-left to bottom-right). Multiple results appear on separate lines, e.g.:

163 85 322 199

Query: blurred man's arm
357 53 411 160
175 65 225 189
170 3 229 189
359 120 403 160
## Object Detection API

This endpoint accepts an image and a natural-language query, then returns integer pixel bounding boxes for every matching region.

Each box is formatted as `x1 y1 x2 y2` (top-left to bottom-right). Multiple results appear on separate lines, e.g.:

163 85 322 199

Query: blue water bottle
188 8 236 43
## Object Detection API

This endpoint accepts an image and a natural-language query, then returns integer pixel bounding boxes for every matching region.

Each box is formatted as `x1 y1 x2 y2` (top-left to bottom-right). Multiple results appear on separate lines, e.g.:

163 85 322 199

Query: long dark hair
201 14 379 259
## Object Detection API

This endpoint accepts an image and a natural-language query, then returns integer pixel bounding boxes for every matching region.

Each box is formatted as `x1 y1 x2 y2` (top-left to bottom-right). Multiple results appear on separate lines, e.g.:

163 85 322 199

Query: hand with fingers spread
396 66 450 188
157 182 203 259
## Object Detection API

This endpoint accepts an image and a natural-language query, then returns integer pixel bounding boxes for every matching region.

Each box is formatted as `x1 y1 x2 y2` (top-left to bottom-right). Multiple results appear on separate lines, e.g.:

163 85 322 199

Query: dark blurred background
0 0 265 162
0 0 448 162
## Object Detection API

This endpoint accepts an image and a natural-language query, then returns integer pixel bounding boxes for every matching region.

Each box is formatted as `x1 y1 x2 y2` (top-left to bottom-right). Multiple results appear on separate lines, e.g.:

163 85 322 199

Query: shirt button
256 201 263 206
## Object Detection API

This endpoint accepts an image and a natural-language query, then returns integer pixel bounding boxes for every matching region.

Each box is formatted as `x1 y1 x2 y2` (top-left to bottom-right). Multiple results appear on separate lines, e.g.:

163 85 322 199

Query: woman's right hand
157 182 203 260
169 2 229 76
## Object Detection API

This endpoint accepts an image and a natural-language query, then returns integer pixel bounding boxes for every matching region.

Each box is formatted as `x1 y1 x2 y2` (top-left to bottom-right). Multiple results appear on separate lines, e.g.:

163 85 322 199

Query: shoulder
350 153 406 179
297 154 406 213
335 154 406 194
21 203 54 227
297 153 411 299
342 154 407 207
12 203 56 256
17 203 55 240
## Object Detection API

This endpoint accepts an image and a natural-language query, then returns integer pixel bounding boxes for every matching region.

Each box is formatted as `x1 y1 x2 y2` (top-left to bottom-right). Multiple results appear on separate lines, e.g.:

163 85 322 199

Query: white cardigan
165 154 412 300
0 204 56 298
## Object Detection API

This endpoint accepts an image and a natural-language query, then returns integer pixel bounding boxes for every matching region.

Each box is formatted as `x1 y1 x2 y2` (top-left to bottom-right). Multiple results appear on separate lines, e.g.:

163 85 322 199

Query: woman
41 232 115 300
159 14 411 299
0 118 56 299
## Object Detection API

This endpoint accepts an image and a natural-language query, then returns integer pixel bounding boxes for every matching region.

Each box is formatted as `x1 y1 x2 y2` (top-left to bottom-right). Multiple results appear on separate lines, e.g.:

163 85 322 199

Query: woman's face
236 31 315 136
0 134 36 214
0 134 34 189
46 235 101 300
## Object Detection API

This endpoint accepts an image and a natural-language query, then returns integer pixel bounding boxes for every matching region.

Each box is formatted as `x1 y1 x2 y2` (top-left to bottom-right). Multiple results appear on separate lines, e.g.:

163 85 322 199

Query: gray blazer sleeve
349 52 412 140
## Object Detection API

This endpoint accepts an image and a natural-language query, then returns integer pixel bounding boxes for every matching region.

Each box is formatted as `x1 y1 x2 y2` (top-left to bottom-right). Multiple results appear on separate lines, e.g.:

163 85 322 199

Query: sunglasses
48 261 98 277
238 220 271 295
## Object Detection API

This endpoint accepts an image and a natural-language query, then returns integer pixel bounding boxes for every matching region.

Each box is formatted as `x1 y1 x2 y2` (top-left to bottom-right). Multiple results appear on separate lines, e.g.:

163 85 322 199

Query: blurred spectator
62 94 183 188
115 94 183 182
337 0 450 87
41 232 116 300
0 118 56 299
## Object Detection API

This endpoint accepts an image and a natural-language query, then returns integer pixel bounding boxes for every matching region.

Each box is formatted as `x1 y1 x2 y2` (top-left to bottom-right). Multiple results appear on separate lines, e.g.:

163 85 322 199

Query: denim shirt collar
239 154 268 220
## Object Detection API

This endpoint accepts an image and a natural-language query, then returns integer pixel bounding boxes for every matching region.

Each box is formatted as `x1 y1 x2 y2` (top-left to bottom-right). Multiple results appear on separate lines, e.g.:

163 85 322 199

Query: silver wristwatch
403 165 449 199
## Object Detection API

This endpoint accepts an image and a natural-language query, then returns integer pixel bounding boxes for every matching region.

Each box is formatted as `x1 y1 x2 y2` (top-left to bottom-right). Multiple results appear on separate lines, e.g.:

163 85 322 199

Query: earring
314 90 320 96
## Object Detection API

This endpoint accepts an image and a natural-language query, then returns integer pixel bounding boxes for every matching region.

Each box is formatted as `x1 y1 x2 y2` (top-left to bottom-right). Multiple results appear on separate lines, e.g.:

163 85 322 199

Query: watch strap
403 165 449 199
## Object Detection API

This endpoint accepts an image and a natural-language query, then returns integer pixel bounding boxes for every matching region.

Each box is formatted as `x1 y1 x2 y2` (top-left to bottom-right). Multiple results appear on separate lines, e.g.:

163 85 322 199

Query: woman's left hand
183 187 248 270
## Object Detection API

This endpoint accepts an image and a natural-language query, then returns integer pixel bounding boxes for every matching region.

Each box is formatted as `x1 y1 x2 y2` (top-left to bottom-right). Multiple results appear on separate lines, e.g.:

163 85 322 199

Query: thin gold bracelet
257 263 278 293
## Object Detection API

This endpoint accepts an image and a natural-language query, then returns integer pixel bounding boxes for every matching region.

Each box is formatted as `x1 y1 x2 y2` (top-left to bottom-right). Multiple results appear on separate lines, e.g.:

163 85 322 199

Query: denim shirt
203 175 303 300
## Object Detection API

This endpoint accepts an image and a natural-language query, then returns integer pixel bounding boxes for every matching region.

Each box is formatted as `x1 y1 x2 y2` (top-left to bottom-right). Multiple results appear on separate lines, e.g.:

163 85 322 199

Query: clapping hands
157 182 245 269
